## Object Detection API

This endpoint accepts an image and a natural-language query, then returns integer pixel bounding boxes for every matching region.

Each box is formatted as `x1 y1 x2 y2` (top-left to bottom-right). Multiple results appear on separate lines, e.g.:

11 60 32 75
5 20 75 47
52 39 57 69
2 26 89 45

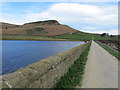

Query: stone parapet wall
1 42 90 88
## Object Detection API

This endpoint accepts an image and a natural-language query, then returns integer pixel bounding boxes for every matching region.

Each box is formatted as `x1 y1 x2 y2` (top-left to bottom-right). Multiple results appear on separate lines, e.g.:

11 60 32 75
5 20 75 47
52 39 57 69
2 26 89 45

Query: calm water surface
2 40 84 75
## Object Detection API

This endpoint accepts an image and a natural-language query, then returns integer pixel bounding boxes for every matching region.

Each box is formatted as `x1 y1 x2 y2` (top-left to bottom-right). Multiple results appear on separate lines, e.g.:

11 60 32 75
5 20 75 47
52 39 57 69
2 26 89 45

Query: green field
51 32 118 41
1 32 119 41
96 41 120 60
1 35 68 41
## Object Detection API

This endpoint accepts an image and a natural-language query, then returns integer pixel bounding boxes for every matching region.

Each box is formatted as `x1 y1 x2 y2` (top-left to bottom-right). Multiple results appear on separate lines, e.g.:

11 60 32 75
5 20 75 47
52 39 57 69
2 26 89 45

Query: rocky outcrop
24 20 60 26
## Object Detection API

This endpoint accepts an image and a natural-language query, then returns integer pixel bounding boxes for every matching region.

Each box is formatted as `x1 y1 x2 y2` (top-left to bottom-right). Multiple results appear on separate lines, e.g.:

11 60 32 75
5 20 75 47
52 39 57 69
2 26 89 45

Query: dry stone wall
1 42 89 88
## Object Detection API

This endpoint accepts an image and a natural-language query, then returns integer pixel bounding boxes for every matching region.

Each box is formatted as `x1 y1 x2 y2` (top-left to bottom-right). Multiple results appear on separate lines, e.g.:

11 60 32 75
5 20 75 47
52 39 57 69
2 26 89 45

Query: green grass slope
1 35 68 41
1 32 119 41
96 41 120 60
51 32 118 41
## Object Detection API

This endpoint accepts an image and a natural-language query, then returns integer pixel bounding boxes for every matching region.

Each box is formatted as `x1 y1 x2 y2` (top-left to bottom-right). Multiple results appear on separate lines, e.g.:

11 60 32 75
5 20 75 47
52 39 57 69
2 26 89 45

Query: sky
1 2 118 35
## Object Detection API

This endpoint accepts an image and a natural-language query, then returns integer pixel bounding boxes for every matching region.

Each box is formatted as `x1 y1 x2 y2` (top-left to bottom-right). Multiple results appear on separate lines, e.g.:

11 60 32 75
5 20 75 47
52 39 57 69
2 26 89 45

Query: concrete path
80 41 118 88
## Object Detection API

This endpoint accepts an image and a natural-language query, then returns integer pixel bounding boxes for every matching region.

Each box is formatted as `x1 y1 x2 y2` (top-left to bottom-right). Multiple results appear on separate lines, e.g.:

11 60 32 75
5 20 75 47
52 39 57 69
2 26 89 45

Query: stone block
2 81 10 88
28 79 40 88
2 71 26 87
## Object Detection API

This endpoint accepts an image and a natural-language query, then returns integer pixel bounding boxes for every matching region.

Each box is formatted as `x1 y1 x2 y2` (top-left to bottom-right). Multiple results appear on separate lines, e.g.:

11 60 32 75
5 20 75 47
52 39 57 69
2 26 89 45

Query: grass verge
55 42 91 88
1 35 68 41
96 41 120 60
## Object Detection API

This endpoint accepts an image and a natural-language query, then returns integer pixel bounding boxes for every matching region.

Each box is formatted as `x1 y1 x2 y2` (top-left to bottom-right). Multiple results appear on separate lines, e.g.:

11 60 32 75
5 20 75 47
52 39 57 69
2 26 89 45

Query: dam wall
2 42 90 88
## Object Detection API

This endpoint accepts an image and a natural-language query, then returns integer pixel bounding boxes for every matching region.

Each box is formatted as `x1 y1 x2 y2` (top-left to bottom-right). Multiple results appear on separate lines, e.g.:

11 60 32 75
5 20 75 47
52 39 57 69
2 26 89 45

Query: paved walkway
79 41 118 88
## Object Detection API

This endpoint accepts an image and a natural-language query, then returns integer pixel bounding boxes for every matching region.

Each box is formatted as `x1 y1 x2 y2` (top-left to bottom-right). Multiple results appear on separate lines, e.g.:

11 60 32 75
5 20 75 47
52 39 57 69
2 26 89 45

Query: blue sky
1 2 118 35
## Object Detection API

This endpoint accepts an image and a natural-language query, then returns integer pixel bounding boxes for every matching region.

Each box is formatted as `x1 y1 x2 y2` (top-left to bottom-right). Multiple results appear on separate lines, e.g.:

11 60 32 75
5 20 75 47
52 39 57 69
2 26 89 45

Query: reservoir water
2 40 84 75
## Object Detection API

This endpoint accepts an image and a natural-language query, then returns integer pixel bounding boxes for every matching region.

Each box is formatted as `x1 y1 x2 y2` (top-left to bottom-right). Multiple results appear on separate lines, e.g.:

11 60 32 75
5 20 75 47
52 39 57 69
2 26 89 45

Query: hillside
1 20 118 41
1 20 79 36
1 22 20 29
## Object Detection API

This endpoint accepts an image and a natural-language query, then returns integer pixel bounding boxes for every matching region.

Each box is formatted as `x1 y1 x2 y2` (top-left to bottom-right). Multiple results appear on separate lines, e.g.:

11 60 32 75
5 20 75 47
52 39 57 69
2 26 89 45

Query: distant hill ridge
24 20 60 25
1 20 79 36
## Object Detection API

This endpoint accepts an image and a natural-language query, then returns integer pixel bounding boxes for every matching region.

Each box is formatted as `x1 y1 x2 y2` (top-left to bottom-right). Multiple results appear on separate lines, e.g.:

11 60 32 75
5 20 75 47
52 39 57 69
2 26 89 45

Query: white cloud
1 17 25 25
24 3 118 34
82 29 118 35
2 3 118 35
26 3 117 25
81 27 100 30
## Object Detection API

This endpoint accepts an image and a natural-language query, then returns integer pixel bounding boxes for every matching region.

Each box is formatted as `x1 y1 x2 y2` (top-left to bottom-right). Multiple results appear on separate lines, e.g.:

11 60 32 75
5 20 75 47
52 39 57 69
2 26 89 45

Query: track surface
81 41 118 88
